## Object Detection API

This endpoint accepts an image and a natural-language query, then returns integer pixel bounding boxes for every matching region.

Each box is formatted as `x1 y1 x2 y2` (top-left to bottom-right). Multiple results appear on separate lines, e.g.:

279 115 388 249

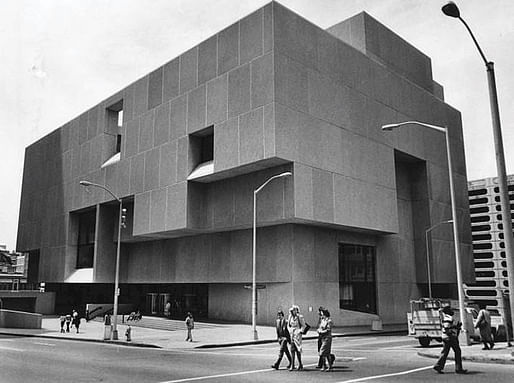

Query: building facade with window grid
16 2 474 326
465 175 514 317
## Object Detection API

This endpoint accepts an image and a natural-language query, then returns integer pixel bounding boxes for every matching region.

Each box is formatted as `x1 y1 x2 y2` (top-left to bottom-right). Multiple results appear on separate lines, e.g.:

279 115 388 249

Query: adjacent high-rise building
466 175 514 317
16 2 474 326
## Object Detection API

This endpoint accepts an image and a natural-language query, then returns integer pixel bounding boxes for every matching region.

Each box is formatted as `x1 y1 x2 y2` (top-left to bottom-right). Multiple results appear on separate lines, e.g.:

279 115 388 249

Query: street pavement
1 315 513 365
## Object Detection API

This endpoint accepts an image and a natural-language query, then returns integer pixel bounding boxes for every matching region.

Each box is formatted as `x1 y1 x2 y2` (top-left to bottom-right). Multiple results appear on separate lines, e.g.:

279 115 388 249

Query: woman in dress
317 309 333 371
287 305 306 371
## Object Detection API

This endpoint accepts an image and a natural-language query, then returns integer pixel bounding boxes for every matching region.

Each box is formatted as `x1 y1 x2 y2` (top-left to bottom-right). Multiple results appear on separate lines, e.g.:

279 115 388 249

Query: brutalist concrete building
17 2 474 326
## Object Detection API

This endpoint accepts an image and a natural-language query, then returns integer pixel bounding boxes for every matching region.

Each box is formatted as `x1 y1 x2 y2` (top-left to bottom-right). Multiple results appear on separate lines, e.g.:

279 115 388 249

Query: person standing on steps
185 312 194 342
271 310 292 370
433 305 467 374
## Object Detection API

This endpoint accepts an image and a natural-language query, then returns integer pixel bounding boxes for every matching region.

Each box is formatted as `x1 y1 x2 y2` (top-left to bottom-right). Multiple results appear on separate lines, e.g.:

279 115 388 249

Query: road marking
0 345 24 352
336 363 455 383
33 341 56 347
159 363 319 383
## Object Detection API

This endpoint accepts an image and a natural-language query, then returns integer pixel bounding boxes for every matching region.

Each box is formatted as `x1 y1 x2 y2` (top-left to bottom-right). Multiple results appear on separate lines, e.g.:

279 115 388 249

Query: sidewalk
1 316 513 364
417 342 514 365
0 316 401 350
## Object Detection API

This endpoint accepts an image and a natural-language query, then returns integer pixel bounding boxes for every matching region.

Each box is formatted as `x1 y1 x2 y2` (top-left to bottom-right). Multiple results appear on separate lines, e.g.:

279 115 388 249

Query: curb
417 351 514 365
0 331 161 349
195 329 406 349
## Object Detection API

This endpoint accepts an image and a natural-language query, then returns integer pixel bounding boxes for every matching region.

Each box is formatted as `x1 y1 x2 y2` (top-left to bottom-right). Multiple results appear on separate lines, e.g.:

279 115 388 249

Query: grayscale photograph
1 1 514 381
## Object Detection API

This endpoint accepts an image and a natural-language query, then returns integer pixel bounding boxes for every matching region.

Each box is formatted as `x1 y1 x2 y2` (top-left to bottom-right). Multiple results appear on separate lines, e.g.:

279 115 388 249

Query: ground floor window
338 243 377 314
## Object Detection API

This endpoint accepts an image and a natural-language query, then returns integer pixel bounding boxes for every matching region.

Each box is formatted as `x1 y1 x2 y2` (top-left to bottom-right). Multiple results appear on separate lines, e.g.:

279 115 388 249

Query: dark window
473 243 492 250
468 188 487 197
504 281 509 287
501 261 507 268
474 261 494 269
501 251 506 258
472 234 492 241
476 271 495 278
470 206 489 214
473 280 496 287
467 290 497 297
77 210 96 268
473 252 493 259
469 197 488 205
106 101 123 155
471 224 491 232
471 216 490 223
190 126 214 170
338 244 376 314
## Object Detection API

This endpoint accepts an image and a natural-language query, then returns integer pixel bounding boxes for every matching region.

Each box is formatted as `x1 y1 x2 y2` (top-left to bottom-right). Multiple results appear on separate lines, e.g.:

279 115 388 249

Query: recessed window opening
188 126 214 180
77 210 96 269
102 100 123 168
338 243 376 314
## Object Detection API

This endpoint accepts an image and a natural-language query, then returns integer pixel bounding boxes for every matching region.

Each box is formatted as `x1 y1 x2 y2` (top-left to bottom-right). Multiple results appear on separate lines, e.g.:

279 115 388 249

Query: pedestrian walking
65 313 72 333
316 307 336 369
271 310 292 370
72 309 80 333
475 304 495 350
433 305 467 374
287 305 306 371
317 309 334 372
59 315 66 333
185 312 194 342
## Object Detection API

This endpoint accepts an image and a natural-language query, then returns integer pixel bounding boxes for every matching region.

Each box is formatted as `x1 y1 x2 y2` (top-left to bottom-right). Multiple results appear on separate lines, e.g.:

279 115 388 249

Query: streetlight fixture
442 0 514 346
425 220 453 299
252 171 292 340
79 180 123 340
382 121 470 344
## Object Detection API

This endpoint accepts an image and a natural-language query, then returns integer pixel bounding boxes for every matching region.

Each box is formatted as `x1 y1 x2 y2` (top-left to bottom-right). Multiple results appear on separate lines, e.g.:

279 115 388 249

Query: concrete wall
0 309 42 329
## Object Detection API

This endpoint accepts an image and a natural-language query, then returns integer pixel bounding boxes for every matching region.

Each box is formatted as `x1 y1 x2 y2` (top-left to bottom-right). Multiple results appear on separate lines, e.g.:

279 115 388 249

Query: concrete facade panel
274 53 308 113
263 103 275 158
251 52 274 109
228 64 251 118
139 110 155 153
150 188 167 233
263 3 273 53
240 8 263 65
213 117 238 171
166 182 187 230
129 153 145 195
198 36 217 85
134 76 149 118
159 141 177 188
170 95 187 140
239 108 264 165
163 58 180 102
144 147 160 192
133 191 151 236
206 74 228 126
179 47 198 94
218 22 239 75
187 84 207 134
154 101 170 146
148 67 163 110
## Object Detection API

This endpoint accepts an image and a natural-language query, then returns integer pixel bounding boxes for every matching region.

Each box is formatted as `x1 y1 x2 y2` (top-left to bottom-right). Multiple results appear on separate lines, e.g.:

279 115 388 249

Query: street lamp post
425 220 453 299
79 180 122 340
382 121 470 344
442 0 514 345
252 171 292 340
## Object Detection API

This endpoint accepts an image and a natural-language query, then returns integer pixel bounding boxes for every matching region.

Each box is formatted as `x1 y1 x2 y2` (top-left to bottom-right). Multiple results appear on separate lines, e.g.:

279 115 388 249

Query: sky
1 0 514 251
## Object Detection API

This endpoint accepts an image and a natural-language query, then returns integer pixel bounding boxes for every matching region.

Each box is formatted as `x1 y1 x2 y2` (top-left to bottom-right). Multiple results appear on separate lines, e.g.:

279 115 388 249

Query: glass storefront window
338 243 377 314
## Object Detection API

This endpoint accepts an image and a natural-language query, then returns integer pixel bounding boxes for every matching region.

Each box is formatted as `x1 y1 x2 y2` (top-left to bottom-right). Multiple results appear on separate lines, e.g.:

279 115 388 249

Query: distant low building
466 175 514 317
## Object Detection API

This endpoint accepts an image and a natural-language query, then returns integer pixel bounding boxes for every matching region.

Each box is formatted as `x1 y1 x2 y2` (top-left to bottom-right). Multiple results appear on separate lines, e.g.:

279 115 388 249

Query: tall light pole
80 180 123 340
425 220 453 299
252 171 292 340
442 0 514 345
382 121 470 344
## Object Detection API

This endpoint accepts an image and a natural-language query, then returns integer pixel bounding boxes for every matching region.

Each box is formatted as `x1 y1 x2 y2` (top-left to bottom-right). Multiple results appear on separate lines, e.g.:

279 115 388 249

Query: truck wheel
418 337 431 347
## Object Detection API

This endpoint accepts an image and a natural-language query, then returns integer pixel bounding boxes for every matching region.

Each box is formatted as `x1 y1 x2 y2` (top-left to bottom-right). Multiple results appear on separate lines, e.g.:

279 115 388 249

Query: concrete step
93 315 226 332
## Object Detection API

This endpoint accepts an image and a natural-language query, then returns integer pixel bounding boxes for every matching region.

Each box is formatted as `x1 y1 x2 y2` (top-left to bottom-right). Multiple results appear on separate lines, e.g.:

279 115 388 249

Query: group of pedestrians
271 305 335 372
59 309 81 334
